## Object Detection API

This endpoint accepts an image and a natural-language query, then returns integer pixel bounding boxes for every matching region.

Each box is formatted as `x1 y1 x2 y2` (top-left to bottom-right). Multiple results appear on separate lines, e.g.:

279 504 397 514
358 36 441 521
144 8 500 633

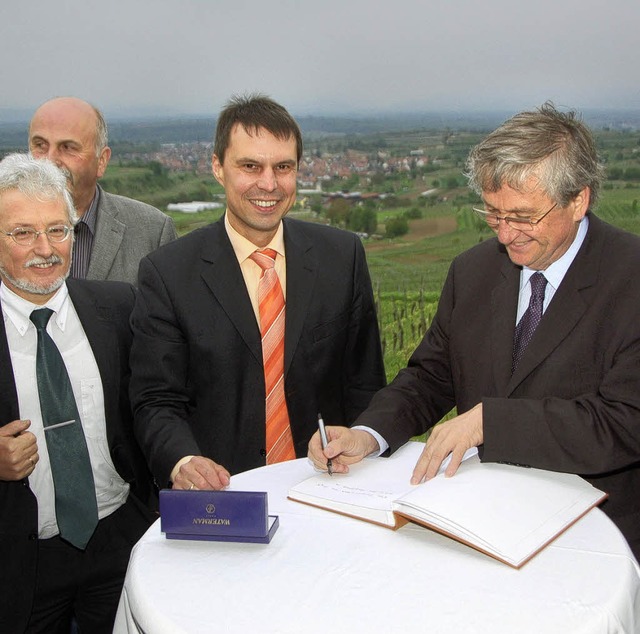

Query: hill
2 108 640 152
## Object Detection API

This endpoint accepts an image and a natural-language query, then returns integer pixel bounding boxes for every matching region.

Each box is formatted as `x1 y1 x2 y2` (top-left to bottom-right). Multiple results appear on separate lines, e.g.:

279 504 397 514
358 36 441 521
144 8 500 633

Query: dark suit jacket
130 216 386 486
355 214 640 557
86 186 177 284
0 279 154 633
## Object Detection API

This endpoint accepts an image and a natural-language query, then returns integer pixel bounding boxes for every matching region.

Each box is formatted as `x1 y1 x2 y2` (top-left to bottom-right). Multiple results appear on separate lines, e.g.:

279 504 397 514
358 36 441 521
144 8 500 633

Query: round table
115 458 640 634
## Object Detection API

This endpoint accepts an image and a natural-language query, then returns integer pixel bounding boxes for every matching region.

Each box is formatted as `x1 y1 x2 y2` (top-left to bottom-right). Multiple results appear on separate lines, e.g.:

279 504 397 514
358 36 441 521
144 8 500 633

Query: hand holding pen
307 425 381 475
317 413 333 475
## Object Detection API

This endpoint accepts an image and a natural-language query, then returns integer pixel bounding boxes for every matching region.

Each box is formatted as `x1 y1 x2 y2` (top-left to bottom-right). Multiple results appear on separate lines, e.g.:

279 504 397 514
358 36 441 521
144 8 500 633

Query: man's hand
308 426 379 474
172 456 231 491
411 403 483 484
0 420 39 481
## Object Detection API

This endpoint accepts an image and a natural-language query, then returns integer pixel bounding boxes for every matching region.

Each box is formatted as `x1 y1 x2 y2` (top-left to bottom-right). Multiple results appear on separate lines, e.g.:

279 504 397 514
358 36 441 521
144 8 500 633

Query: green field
103 128 640 387
369 186 640 381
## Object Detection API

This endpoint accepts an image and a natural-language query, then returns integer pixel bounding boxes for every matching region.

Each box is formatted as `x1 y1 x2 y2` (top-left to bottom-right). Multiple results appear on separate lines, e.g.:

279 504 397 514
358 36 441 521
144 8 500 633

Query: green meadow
104 128 640 389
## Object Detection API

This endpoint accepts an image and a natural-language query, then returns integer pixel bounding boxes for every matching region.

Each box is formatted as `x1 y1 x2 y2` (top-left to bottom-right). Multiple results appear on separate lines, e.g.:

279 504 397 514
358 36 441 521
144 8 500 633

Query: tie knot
30 308 54 330
250 249 277 271
530 272 547 300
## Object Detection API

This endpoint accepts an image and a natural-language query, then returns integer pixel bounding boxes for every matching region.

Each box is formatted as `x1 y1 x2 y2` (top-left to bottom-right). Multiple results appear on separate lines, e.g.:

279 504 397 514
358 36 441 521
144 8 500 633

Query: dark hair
465 102 604 210
213 94 303 165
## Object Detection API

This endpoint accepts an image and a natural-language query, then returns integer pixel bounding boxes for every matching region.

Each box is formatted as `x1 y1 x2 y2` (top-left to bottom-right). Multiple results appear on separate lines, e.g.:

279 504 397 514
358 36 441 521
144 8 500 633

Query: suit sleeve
340 238 387 421
352 262 457 452
129 256 201 486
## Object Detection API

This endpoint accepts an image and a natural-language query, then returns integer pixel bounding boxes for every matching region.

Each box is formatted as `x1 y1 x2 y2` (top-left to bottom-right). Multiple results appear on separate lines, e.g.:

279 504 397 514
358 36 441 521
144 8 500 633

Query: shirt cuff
351 426 389 457
170 455 195 483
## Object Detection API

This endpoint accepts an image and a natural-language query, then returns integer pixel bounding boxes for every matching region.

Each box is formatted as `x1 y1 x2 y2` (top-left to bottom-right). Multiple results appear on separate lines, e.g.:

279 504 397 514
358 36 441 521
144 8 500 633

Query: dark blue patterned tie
30 308 99 549
512 272 547 372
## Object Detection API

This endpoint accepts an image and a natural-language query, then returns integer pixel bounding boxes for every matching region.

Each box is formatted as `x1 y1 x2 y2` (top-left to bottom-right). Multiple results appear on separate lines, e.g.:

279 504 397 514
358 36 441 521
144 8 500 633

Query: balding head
29 97 111 215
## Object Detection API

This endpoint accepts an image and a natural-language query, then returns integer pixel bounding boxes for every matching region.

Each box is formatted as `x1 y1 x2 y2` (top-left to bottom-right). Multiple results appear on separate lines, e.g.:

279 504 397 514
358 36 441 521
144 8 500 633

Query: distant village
125 140 440 207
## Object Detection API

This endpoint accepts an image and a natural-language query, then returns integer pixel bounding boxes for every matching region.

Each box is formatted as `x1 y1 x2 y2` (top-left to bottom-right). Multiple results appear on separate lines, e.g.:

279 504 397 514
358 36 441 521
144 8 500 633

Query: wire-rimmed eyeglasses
471 202 558 230
1 225 73 246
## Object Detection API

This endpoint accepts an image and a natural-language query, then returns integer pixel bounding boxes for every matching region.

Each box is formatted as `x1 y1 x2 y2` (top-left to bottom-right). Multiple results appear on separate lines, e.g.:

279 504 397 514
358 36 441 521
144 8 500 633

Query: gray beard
0 257 70 297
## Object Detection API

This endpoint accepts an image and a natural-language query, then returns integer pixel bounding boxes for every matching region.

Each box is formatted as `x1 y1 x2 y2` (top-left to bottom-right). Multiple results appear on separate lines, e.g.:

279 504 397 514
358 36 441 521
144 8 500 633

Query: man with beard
130 94 386 491
29 97 177 284
0 154 155 633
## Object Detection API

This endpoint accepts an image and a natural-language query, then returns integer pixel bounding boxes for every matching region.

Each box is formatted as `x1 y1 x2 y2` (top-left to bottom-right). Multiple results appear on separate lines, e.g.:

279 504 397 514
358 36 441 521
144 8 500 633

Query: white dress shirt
516 215 589 322
1 282 129 538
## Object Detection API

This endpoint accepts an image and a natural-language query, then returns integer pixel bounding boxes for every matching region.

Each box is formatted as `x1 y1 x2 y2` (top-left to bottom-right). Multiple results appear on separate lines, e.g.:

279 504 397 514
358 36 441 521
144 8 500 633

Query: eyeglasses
1 225 73 246
471 202 558 230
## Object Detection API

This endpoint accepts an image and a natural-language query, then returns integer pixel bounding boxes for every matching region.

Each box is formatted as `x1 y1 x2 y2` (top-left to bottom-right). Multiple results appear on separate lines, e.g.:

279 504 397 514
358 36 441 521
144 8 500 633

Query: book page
394 460 606 565
289 442 477 526
288 442 423 525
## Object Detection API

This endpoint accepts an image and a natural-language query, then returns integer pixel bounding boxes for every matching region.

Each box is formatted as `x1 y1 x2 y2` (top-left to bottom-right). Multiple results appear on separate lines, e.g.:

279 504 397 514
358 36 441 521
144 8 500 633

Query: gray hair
465 102 604 210
0 153 78 225
93 104 109 155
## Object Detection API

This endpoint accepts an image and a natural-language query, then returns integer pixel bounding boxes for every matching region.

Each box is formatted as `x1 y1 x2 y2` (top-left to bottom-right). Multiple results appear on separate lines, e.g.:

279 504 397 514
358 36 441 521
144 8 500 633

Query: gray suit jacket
356 214 640 558
86 186 177 284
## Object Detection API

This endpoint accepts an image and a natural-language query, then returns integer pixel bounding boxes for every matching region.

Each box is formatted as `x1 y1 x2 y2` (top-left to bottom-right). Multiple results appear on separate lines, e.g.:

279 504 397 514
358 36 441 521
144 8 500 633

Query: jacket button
260 449 267 457
28 534 38 541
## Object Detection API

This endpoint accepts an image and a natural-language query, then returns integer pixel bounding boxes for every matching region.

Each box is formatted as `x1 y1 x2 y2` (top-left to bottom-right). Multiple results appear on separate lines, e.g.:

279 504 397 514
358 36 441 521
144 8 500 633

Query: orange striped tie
249 249 296 464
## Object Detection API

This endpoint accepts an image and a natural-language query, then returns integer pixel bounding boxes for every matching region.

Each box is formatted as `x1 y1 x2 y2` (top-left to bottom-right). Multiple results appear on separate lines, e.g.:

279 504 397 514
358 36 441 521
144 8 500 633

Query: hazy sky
2 0 639 119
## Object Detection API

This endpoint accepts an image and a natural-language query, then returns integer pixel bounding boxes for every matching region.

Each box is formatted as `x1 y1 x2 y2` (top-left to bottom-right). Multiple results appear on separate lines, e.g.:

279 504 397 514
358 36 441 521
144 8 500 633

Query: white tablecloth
115 458 640 634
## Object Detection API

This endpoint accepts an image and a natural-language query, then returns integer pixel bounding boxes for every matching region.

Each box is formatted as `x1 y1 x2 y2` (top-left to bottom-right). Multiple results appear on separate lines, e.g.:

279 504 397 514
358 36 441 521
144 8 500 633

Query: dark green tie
30 308 99 549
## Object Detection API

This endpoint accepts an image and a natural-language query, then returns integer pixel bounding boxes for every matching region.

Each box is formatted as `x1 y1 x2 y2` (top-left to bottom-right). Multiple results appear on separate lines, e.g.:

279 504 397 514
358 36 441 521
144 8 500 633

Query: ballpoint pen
317 413 333 476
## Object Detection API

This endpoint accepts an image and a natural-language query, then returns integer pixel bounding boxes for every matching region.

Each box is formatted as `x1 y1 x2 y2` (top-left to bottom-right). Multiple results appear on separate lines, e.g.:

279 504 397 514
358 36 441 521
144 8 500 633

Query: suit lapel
282 220 316 375
66 281 119 441
507 216 601 393
86 188 125 279
0 282 118 455
199 219 263 364
490 259 521 392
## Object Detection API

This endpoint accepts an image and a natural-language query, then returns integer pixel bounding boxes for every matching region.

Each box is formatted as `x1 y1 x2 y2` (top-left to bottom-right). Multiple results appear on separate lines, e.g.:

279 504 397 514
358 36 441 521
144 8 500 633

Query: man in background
308 103 640 559
130 94 385 491
29 96 177 284
0 154 155 632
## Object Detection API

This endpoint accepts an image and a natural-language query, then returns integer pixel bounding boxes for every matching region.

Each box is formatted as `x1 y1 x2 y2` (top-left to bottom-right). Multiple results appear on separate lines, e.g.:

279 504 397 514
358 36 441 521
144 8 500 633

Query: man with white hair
0 153 154 633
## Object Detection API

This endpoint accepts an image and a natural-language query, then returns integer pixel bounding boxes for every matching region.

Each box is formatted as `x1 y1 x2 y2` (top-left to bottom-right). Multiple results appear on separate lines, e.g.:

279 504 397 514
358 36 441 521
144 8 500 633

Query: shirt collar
521 215 590 291
1 282 70 337
224 213 285 264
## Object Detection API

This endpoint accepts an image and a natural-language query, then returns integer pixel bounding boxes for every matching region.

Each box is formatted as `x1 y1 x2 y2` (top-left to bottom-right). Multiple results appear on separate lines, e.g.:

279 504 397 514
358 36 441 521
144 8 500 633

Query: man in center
130 94 385 490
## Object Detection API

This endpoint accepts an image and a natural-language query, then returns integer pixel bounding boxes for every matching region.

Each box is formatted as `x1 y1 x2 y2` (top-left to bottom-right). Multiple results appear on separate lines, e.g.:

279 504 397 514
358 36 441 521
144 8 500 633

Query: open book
288 441 607 568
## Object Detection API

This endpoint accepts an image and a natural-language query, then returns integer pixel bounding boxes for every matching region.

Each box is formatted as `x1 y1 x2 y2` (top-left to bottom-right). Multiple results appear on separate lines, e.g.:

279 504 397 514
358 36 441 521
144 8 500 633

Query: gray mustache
25 255 63 268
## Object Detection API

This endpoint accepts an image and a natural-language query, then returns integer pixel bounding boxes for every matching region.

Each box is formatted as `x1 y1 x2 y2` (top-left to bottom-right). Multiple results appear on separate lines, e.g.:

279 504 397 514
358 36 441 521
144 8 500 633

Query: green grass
99 129 640 437
369 188 640 432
